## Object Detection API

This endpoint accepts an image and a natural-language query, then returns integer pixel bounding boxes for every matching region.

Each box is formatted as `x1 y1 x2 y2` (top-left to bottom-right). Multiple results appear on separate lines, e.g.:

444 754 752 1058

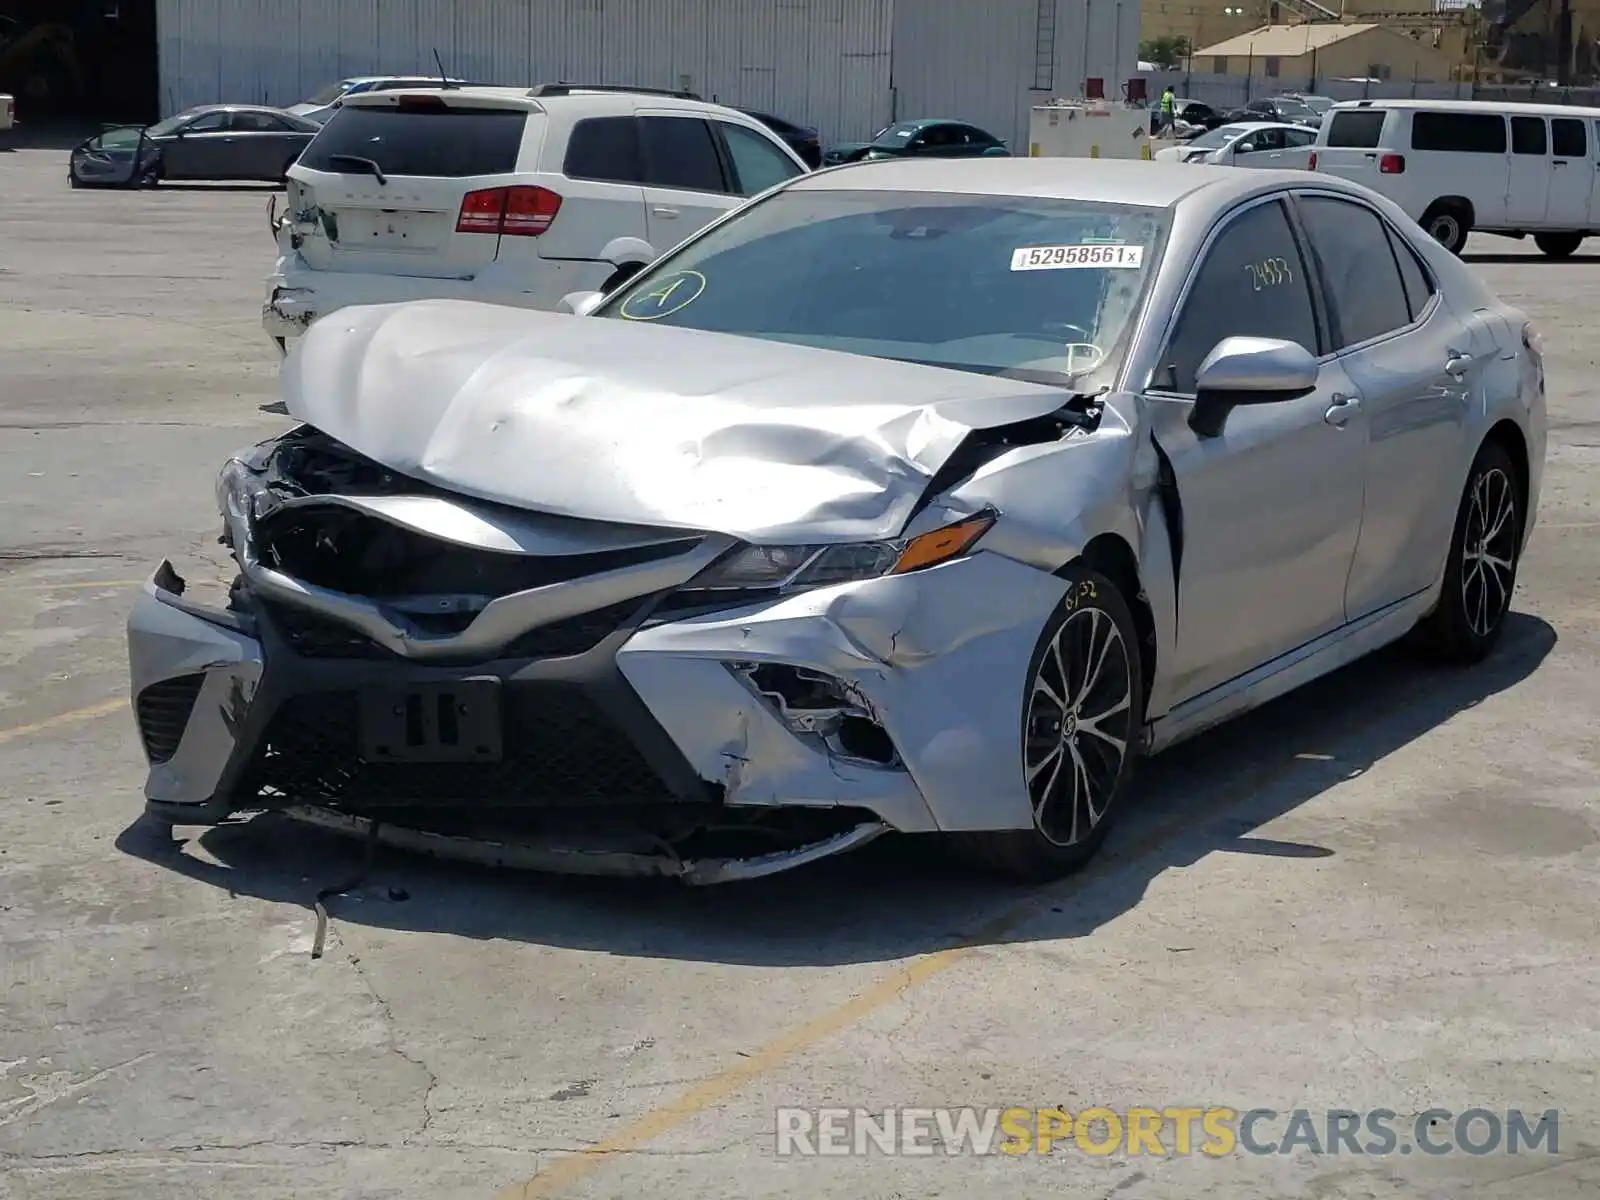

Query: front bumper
127 548 1067 879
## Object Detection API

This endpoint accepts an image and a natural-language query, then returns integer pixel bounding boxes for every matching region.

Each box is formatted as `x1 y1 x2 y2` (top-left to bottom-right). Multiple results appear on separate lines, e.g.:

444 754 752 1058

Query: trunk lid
285 92 545 280
280 299 1074 543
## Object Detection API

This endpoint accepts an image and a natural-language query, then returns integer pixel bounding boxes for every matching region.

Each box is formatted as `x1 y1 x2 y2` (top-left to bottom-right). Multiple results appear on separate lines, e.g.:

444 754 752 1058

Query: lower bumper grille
136 674 206 763
239 687 677 808
266 599 646 661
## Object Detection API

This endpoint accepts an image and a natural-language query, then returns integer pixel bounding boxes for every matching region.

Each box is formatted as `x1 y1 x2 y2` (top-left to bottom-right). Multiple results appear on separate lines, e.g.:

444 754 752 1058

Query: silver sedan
125 158 1547 883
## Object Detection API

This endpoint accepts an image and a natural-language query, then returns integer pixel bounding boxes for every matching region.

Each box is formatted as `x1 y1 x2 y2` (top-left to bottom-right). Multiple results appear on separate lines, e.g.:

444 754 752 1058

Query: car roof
792 156 1377 213
338 84 764 122
1329 97 1600 116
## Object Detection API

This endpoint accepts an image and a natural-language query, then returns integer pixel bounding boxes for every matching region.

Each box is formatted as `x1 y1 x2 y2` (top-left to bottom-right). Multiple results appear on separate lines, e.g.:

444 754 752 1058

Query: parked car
1284 92 1335 116
1310 98 1600 257
739 107 822 167
1155 121 1317 168
287 75 475 125
1224 96 1322 129
1149 98 1229 135
822 118 1008 165
134 158 1545 885
264 85 810 349
69 105 320 188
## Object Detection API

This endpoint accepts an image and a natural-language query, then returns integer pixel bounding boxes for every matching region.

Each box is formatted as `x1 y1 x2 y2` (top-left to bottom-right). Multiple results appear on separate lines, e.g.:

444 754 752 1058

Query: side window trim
708 121 741 194
1145 192 1325 399
1289 188 1435 349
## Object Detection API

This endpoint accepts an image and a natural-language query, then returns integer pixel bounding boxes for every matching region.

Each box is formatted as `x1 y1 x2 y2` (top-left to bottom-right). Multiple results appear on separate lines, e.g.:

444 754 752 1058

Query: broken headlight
684 511 996 594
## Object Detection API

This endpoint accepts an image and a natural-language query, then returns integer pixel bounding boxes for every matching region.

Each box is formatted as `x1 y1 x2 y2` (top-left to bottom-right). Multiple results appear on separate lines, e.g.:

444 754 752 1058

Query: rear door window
718 122 803 195
1295 195 1413 348
298 105 528 176
1552 117 1587 158
1324 110 1386 147
1158 199 1321 394
564 116 642 183
639 116 727 192
1511 115 1547 155
1410 111 1506 153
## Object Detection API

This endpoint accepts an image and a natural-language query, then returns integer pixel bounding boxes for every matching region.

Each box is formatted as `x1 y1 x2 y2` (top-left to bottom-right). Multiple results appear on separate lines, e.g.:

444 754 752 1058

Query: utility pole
1557 0 1573 85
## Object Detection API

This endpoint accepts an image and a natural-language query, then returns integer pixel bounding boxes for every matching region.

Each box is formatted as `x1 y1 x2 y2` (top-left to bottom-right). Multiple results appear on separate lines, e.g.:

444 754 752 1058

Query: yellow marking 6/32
1244 257 1292 291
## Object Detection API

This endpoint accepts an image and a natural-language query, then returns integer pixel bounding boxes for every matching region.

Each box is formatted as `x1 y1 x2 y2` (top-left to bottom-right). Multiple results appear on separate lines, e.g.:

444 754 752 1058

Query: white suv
263 84 810 349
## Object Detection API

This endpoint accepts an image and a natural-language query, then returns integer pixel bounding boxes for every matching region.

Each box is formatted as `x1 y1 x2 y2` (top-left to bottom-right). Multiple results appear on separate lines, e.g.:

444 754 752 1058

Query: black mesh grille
240 688 677 808
266 599 644 662
136 674 206 763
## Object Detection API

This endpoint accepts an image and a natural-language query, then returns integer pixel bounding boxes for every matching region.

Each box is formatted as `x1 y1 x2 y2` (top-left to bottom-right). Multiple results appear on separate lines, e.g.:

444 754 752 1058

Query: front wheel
1534 232 1584 259
1414 440 1523 663
952 565 1145 882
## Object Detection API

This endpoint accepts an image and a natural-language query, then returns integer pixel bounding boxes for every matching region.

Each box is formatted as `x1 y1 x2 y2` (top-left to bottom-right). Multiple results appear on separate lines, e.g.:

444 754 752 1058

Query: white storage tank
1028 100 1154 160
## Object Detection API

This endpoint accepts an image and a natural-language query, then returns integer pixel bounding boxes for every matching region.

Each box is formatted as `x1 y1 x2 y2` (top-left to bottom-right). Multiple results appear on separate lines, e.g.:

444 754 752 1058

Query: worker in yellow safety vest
1158 86 1176 135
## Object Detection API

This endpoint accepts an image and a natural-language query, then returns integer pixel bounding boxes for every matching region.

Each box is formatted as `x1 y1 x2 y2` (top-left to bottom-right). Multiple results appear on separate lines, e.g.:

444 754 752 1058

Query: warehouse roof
1193 23 1384 57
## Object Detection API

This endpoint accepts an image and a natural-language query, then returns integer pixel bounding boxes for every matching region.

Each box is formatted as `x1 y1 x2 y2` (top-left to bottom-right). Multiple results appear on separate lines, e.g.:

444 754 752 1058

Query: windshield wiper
327 154 387 185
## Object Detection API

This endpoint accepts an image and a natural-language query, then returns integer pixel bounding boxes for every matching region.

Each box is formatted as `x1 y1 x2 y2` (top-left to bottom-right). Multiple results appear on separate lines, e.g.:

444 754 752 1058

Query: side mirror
559 290 605 317
1189 336 1318 438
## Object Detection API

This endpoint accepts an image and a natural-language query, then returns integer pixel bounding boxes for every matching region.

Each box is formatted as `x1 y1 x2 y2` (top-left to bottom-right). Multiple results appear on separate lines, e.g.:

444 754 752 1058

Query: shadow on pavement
117 613 1556 967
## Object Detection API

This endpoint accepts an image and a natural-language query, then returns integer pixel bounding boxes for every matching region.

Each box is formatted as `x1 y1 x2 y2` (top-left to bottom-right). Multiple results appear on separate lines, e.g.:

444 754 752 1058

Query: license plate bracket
358 678 503 764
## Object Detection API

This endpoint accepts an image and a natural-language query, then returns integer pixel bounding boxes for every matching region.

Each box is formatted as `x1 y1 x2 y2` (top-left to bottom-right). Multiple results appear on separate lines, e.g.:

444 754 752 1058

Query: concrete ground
1 146 1597 1200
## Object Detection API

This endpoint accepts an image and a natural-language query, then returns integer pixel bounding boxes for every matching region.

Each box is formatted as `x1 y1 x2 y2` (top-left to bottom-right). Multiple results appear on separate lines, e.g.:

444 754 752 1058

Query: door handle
1444 350 1475 377
1324 392 1360 428
651 205 680 218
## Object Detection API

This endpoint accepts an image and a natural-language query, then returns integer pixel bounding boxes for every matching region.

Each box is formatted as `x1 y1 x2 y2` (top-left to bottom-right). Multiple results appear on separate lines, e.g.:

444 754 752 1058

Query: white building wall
156 0 899 142
890 0 1141 149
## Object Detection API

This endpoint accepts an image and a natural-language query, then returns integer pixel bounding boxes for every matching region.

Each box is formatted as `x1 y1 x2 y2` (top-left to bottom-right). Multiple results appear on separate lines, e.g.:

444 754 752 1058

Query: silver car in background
126 159 1546 884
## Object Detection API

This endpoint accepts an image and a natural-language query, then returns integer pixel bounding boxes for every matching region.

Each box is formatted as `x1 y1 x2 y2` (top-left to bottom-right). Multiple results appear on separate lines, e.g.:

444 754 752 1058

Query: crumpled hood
281 299 1072 543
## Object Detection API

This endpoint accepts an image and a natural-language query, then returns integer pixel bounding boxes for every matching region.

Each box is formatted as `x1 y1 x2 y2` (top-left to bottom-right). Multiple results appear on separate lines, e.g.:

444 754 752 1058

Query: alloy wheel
1024 606 1134 847
1461 466 1518 638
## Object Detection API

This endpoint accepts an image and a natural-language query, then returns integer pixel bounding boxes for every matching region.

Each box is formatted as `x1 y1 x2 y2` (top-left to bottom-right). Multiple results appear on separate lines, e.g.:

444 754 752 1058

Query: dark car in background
1149 97 1229 135
822 118 1008 165
740 107 822 167
69 104 319 187
1222 95 1323 129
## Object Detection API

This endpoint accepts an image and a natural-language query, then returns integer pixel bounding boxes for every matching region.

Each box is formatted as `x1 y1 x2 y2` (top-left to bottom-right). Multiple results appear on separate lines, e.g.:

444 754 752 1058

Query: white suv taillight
456 185 563 237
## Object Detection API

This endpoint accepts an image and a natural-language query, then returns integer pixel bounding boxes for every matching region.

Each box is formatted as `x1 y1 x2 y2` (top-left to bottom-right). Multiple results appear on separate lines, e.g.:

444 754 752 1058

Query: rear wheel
1414 440 1522 663
1420 202 1471 255
952 565 1144 882
1534 231 1583 259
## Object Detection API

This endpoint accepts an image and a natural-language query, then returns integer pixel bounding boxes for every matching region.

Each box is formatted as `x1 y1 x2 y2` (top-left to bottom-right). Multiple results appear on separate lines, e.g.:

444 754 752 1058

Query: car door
1291 191 1474 616
228 110 288 178
1548 116 1590 229
1141 194 1368 705
636 112 737 248
1507 115 1551 226
712 120 807 197
1229 127 1286 167
163 109 231 178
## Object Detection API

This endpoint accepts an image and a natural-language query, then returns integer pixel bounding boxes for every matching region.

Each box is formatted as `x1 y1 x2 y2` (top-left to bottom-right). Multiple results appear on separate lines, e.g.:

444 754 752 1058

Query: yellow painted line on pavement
492 688 1406 1200
0 697 126 747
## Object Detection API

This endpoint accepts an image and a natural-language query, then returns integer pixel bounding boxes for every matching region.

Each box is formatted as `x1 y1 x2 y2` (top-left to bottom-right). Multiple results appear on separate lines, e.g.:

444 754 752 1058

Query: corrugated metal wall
889 0 1139 148
154 0 901 142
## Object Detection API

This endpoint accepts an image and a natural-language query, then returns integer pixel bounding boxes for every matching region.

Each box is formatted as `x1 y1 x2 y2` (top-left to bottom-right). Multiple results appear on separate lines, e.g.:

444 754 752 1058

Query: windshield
1301 95 1333 114
1187 124 1250 150
304 81 353 106
1274 97 1313 117
596 189 1168 390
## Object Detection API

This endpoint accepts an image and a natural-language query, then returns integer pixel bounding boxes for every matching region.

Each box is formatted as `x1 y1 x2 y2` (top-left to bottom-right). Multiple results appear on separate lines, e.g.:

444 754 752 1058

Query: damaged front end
128 425 909 884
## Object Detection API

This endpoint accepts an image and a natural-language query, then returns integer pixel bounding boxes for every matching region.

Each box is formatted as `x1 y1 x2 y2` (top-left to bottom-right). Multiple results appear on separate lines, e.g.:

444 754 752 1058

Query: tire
1420 202 1471 255
1534 232 1583 259
952 564 1145 882
1414 440 1523 663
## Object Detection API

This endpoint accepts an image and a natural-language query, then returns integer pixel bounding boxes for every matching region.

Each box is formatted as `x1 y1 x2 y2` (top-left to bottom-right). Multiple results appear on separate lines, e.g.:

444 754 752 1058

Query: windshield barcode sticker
1011 244 1144 271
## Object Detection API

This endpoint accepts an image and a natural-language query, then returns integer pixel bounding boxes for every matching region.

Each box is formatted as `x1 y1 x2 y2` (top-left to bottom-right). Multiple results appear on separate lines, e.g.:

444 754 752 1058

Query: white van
1309 98 1600 257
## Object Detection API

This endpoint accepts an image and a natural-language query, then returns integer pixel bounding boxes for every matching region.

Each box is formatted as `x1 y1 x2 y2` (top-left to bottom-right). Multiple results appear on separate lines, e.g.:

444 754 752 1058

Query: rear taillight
1379 153 1405 174
1308 151 1318 170
456 185 562 237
